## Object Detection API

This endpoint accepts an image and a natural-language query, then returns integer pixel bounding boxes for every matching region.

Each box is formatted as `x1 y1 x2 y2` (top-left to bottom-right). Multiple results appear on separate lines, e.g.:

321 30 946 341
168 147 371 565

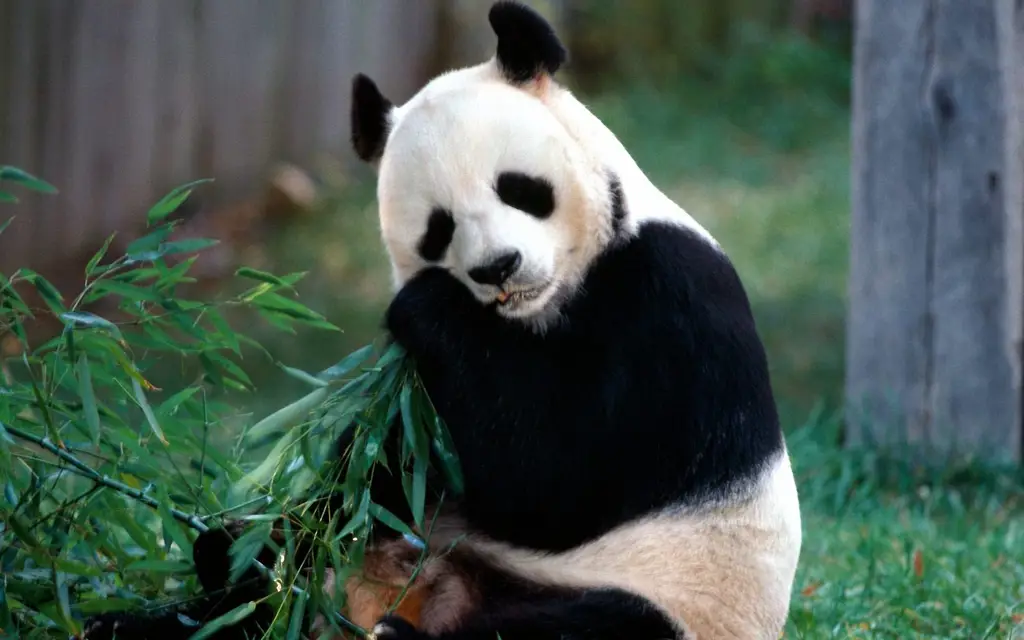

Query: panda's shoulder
588 218 750 314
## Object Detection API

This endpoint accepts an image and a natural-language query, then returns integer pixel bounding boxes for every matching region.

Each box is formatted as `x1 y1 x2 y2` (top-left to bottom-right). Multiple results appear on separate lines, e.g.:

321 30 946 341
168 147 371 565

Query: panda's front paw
80 613 134 640
385 268 480 355
371 614 430 640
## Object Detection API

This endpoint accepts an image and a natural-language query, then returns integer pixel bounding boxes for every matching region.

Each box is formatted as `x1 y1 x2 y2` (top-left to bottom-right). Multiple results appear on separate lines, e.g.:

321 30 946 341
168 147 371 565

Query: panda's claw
371 614 429 640
78 614 125 640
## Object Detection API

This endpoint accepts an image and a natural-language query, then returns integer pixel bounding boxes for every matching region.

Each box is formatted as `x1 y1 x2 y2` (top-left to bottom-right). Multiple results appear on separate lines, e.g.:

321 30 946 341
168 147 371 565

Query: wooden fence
0 0 442 274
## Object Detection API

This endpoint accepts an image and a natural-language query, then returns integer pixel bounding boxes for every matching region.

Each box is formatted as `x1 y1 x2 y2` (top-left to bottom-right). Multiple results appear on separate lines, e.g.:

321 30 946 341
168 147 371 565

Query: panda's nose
468 251 522 286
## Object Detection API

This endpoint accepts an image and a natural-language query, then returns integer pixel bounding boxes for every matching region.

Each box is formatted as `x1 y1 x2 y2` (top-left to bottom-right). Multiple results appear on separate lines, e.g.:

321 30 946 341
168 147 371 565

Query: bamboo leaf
76 354 101 445
155 386 201 419
206 308 241 355
146 178 212 224
0 578 14 636
368 502 416 538
228 521 272 584
375 341 406 370
318 344 375 381
62 311 125 344
102 341 156 390
124 559 193 574
125 226 175 259
279 363 329 388
187 602 257 640
0 166 58 193
336 491 371 540
3 510 41 549
88 279 164 304
0 423 13 469
52 563 77 635
245 387 328 443
429 414 464 496
400 385 428 460
157 238 220 257
156 486 193 556
21 353 62 447
155 254 199 289
236 266 288 287
411 454 428 531
287 591 309 640
237 426 302 491
132 378 167 445
20 268 65 314
47 557 104 578
85 233 117 275
74 598 142 615
108 501 158 554
252 292 339 330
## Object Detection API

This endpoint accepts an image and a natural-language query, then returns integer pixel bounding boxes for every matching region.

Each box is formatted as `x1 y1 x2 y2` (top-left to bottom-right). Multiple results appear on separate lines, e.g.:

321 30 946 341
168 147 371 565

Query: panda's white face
350 0 713 328
376 77 614 326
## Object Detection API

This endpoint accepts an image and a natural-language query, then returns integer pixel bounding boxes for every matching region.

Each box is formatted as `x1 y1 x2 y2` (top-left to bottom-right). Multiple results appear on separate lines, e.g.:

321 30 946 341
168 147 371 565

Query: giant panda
81 2 802 639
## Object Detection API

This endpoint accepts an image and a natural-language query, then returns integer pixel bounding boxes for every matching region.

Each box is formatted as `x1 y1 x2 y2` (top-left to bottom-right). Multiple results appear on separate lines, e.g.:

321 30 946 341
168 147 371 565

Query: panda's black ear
488 1 567 84
350 73 393 164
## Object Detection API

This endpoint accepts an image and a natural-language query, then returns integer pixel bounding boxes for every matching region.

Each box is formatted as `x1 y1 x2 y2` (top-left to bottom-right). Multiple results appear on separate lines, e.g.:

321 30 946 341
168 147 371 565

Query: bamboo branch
3 423 368 638
4 423 209 531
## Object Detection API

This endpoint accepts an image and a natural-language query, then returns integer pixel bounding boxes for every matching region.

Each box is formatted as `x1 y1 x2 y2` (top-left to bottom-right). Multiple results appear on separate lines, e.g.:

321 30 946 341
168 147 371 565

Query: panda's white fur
416 452 802 638
316 450 800 639
376 56 718 333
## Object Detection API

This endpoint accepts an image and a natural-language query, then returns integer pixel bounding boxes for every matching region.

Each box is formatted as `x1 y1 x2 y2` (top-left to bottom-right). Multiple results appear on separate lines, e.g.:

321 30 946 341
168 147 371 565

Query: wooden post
846 0 1024 463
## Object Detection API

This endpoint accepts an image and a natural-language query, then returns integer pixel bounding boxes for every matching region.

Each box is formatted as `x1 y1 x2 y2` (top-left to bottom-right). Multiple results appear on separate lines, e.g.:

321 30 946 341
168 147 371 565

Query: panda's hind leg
81 524 275 640
373 587 684 640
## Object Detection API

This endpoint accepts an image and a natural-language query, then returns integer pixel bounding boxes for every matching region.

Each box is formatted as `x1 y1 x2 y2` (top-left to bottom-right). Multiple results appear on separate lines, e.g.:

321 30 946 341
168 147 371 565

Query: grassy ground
786 415 1024 637
228 66 1023 637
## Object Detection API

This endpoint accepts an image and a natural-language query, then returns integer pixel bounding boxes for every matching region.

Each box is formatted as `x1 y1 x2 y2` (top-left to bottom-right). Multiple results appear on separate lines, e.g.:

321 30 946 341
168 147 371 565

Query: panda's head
350 1 630 329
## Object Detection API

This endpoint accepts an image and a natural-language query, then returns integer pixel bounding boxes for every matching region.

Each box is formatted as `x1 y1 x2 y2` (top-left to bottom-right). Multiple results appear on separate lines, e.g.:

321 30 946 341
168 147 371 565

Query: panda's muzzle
495 286 544 306
468 251 522 287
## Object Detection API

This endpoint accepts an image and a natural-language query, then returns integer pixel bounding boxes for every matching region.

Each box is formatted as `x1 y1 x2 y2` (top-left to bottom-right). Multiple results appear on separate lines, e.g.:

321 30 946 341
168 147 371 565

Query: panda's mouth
495 286 545 307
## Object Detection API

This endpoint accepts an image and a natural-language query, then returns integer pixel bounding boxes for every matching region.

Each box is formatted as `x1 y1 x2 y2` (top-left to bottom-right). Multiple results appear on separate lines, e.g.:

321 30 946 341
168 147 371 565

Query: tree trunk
847 0 1024 463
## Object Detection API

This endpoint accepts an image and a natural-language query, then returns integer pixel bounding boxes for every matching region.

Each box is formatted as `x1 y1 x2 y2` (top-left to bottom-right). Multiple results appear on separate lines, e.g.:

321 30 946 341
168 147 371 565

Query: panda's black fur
364 220 782 640
81 3 791 639
384 221 780 555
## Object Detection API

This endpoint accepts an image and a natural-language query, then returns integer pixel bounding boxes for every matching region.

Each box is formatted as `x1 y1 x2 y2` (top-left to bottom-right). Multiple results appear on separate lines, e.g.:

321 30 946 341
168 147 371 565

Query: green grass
785 415 1024 638
226 70 1023 638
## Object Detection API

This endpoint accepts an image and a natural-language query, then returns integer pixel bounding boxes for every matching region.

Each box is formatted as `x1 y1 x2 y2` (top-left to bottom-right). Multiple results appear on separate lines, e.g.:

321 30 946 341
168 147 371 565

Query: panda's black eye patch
495 172 555 219
417 208 456 262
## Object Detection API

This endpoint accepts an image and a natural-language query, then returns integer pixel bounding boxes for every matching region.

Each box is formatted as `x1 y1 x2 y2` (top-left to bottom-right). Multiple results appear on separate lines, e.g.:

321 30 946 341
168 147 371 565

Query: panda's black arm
384 266 570 439
81 540 274 640
82 599 274 640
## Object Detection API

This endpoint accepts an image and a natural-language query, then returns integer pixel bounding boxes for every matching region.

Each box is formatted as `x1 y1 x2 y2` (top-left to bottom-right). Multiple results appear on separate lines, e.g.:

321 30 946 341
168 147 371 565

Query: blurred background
0 0 853 426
